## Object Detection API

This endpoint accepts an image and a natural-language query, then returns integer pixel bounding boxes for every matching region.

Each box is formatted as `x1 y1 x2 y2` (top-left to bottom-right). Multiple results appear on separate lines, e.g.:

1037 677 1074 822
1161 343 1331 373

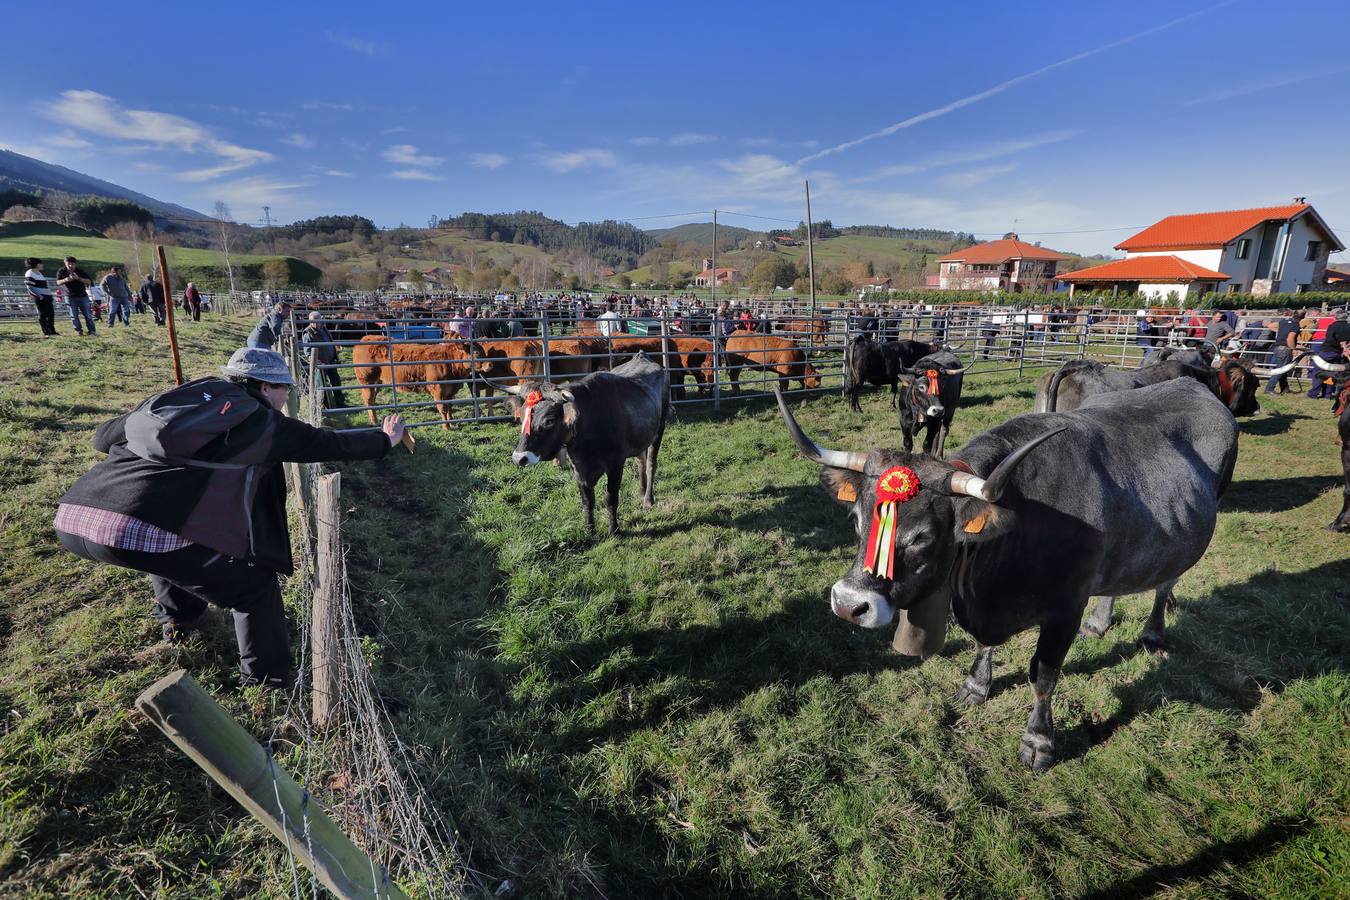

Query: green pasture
0 316 1345 897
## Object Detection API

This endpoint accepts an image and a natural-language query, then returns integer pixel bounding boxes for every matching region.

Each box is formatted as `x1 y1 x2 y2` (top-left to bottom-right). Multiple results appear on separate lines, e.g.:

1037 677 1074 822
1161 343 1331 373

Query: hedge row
0 255 321 291
858 289 1349 311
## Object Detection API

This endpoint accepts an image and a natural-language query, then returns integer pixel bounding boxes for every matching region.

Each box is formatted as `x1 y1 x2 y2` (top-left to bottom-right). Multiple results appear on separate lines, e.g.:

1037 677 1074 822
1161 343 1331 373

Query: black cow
505 353 669 536
896 350 964 458
773 378 1238 770
1142 343 1216 370
843 336 934 412
1036 358 1221 413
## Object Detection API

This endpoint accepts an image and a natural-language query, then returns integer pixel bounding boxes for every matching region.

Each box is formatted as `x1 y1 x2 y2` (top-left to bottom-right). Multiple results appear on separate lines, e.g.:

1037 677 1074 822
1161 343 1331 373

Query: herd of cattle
332 317 1349 770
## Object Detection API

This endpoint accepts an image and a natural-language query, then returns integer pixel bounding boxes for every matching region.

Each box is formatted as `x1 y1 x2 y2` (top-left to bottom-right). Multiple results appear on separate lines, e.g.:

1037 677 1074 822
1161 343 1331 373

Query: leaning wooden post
312 472 342 729
136 670 409 900
157 245 184 385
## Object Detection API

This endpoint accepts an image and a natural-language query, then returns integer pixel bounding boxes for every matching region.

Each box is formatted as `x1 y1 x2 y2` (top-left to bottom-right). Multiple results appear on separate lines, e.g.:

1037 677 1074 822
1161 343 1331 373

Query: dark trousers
150 301 166 325
56 531 291 684
34 296 57 335
189 301 201 321
1309 352 1345 399
1264 346 1293 393
319 362 347 409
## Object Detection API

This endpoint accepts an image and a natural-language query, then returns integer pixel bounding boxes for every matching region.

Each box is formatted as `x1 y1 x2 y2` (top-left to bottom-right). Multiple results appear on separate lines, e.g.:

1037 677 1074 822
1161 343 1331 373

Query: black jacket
60 382 389 574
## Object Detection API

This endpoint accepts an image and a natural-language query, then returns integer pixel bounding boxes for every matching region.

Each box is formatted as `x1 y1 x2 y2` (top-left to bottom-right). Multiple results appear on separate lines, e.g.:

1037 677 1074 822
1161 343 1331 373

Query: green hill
0 221 320 289
645 222 762 246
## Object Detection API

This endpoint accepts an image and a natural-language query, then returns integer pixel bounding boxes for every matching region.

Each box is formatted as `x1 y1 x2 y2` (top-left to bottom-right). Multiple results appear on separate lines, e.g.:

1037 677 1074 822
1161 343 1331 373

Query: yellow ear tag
963 508 990 534
836 482 858 503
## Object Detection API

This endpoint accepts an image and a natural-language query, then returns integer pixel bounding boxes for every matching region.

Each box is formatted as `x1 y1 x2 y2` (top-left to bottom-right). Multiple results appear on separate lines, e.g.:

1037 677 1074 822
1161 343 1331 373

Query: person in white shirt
24 257 58 336
597 302 623 337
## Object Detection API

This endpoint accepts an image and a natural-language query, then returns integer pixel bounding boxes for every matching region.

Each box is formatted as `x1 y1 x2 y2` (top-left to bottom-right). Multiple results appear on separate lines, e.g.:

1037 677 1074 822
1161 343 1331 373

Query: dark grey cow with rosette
773 378 1238 770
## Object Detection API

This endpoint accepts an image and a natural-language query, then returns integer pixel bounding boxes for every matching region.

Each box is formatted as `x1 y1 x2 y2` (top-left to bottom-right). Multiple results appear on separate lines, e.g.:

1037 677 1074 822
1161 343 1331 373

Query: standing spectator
1263 308 1298 395
54 347 404 687
99 265 133 328
140 273 166 326
57 256 96 336
24 257 58 336
301 312 347 409
246 301 293 350
1136 314 1158 350
1309 308 1350 400
597 302 623 336
1203 311 1234 348
184 282 203 322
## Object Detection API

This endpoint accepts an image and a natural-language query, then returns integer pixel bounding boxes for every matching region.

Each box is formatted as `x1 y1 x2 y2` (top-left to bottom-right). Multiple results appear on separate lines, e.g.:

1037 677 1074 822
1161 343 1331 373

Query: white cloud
390 169 445 181
45 89 273 181
47 130 92 149
206 176 306 208
323 169 354 177
281 132 316 148
866 130 1082 181
629 136 660 146
669 132 717 146
941 163 1019 190
799 4 1231 165
382 144 444 167
302 101 355 111
324 31 389 57
1183 62 1350 106
469 152 509 170
133 162 164 172
537 148 617 172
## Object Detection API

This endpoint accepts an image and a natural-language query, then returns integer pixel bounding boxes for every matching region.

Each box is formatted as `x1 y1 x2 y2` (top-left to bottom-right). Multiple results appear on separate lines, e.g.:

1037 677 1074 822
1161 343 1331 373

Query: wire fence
273 303 1333 433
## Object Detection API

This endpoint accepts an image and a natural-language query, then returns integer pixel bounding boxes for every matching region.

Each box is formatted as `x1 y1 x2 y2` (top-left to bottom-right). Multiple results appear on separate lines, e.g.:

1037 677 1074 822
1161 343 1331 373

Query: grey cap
220 347 293 385
1334 307 1348 320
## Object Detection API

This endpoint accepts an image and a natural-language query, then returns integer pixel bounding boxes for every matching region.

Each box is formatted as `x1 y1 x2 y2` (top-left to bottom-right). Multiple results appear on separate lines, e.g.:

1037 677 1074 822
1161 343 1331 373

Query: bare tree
213 201 238 299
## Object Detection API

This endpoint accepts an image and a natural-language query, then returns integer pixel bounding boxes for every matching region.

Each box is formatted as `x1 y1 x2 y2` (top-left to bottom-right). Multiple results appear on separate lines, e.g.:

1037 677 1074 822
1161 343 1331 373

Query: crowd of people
22 254 208 336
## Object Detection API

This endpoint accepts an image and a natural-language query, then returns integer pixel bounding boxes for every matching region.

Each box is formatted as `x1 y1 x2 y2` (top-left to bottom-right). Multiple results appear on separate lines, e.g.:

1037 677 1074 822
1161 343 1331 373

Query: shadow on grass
1078 817 1312 900
1056 560 1350 765
1220 475 1341 513
727 483 855 551
1238 412 1312 437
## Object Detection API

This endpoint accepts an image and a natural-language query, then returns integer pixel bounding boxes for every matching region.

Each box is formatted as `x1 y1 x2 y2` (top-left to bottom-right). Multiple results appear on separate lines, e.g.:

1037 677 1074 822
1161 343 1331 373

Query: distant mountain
0 149 210 223
646 222 762 245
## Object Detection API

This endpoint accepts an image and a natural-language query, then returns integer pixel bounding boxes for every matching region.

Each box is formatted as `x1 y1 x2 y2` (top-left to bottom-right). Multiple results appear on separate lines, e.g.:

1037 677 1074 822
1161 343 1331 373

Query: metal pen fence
273 303 1319 433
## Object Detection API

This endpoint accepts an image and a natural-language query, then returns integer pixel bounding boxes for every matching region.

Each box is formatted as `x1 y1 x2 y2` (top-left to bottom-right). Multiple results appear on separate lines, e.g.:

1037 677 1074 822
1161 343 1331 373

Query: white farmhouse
1061 199 1344 300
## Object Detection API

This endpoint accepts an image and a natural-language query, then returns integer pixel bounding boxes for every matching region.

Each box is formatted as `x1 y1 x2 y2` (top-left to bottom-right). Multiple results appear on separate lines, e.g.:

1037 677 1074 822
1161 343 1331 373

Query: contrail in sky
797 2 1236 166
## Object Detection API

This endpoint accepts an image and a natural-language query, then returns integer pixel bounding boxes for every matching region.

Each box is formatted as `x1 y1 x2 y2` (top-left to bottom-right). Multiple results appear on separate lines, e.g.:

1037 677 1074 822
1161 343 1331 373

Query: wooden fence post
312 472 342 729
136 670 409 900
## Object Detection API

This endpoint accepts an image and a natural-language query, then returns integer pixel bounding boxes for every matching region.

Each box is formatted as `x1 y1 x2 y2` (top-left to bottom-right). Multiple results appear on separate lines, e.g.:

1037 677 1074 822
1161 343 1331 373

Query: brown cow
780 315 828 346
351 335 476 428
601 335 716 396
724 330 820 393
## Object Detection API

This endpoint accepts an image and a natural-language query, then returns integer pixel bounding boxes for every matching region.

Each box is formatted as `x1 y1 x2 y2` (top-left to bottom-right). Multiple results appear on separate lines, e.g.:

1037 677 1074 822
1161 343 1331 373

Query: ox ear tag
963 508 990 534
835 482 858 503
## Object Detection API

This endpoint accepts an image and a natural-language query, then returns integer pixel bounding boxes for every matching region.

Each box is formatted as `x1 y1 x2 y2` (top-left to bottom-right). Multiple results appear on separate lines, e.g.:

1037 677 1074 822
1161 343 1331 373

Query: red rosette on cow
865 465 921 580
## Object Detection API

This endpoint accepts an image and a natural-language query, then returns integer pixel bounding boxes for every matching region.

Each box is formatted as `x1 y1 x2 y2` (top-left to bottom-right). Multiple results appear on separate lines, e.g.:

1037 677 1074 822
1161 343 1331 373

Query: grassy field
1 315 1347 897
0 222 316 287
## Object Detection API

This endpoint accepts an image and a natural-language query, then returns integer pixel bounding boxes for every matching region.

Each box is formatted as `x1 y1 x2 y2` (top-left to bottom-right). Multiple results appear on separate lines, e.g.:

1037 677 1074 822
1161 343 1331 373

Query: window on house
1226 283 1243 293
1235 238 1251 260
1295 283 1309 294
1305 240 1323 261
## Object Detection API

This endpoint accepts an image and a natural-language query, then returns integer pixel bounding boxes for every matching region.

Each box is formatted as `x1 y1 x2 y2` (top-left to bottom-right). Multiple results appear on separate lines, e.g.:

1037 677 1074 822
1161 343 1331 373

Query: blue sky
3 0 1350 257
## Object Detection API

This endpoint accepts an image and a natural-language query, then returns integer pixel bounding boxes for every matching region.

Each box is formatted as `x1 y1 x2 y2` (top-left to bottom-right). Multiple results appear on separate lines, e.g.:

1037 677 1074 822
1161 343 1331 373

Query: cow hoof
1078 621 1110 639
1019 732 1055 772
955 680 989 706
1328 520 1350 533
1138 631 1167 654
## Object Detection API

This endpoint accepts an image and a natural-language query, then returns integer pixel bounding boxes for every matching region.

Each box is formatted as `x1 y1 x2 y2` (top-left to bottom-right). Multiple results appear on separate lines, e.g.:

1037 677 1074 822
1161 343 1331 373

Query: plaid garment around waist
55 503 191 553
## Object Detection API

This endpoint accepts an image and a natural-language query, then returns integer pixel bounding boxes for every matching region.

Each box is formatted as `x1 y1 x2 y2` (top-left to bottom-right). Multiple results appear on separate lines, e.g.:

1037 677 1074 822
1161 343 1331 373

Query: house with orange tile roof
936 234 1070 291
1060 199 1344 300
693 266 741 288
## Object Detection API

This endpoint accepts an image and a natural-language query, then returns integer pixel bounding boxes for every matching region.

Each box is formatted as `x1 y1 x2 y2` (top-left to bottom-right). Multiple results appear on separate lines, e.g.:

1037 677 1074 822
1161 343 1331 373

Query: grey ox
775 378 1238 770
504 353 669 537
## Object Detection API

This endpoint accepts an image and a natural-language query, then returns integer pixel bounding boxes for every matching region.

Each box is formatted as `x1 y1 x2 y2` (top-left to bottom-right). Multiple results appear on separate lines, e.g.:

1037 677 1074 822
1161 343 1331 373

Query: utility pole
261 205 276 256
711 209 717 310
804 180 817 347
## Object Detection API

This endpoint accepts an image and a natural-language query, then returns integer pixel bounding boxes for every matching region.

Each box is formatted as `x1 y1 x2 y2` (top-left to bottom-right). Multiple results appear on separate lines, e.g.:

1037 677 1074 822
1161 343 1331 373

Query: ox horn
947 425 1068 503
1313 355 1348 373
942 364 966 375
473 371 525 395
1265 353 1307 377
773 385 867 472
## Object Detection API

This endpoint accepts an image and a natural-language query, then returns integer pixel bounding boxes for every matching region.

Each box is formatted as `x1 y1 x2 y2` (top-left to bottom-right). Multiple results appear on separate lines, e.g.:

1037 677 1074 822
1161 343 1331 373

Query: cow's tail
1043 366 1071 413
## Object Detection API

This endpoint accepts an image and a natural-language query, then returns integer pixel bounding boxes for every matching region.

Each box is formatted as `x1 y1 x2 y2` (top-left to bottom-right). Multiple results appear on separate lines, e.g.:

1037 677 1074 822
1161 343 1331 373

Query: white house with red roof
1061 199 1344 300
936 234 1070 291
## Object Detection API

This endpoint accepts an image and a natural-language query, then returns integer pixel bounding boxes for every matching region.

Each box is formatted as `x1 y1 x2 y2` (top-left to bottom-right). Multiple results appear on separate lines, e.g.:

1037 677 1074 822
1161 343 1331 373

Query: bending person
53 347 405 687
